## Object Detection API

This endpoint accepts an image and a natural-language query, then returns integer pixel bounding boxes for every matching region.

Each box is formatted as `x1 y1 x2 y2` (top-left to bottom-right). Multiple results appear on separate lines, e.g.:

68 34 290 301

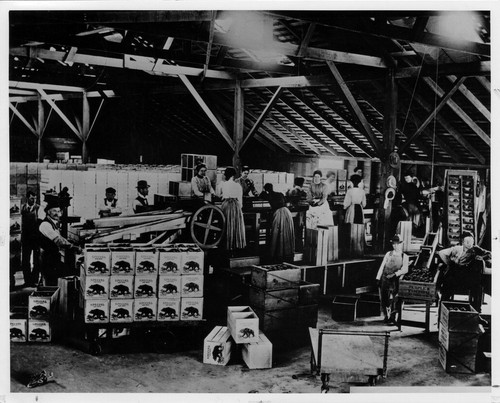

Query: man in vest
39 199 82 286
132 180 151 213
98 187 122 218
21 190 40 286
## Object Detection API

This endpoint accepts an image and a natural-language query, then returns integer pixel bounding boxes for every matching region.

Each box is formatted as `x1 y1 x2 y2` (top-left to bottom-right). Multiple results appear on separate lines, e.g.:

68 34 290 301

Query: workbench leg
320 373 330 393
425 301 431 333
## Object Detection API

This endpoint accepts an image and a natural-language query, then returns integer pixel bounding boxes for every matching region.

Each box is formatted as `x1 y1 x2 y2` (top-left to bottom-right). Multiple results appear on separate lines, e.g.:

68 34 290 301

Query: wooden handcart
309 328 390 392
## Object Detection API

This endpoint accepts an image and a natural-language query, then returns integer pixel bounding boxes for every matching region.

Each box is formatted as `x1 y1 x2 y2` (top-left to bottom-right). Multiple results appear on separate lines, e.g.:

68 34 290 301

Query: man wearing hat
39 199 82 286
133 180 151 213
437 231 491 314
376 234 409 324
98 187 122 218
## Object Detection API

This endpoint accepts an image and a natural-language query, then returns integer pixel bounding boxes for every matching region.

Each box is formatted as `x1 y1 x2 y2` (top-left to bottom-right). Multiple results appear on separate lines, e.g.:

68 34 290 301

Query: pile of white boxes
203 306 272 369
79 243 205 324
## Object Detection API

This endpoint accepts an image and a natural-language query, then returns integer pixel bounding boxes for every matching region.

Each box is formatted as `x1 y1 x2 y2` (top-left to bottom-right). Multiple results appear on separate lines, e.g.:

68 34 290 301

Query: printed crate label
110 300 134 323
158 249 182 275
135 248 159 275
227 306 259 344
158 275 181 298
84 249 111 275
84 300 110 324
10 319 28 342
134 276 158 298
181 275 204 297
203 326 232 366
28 291 57 319
157 299 181 321
179 245 204 274
111 249 135 275
180 297 204 321
28 320 51 342
134 298 157 322
109 276 134 299
82 276 110 299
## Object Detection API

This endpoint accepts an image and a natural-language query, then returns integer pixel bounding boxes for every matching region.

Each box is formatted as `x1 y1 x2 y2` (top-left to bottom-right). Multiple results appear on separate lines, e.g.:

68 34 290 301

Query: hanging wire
401 48 428 135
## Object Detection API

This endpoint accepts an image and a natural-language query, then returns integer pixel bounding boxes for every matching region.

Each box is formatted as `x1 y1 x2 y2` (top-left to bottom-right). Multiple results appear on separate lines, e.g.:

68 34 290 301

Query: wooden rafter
446 75 490 122
240 87 284 151
9 103 38 137
296 23 316 57
398 76 467 154
202 11 216 82
178 74 235 150
411 17 429 40
326 60 384 157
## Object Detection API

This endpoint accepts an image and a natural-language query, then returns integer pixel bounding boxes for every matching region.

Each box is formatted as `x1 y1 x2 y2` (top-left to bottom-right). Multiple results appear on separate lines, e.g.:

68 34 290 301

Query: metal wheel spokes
190 204 225 249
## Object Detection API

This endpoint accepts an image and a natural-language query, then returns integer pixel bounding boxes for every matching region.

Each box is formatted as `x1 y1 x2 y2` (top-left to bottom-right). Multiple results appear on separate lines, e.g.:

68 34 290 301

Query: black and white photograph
2 1 498 401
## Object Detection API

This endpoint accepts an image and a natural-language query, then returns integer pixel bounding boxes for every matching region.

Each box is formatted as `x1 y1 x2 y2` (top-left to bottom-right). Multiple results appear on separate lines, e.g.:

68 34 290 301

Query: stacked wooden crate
10 197 22 271
438 301 482 373
249 264 318 338
304 227 329 266
27 287 60 342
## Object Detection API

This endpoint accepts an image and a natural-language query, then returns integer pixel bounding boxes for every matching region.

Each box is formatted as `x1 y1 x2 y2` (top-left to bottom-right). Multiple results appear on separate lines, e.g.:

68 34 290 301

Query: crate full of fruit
399 267 439 301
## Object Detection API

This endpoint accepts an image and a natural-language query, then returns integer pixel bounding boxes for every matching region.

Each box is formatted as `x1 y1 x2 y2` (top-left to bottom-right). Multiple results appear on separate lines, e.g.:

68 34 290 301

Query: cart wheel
152 330 179 353
190 204 225 249
89 341 102 356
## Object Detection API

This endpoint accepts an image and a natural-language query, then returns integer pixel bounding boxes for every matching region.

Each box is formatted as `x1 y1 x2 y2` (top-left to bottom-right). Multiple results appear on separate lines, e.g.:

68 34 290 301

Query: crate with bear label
110 247 135 275
158 247 182 275
242 332 273 369
109 276 134 299
181 275 204 298
28 320 51 342
227 306 259 344
84 248 111 276
135 247 159 275
158 275 181 299
157 299 181 321
203 326 233 366
180 297 204 321
84 300 110 324
81 276 110 300
110 300 134 324
28 287 59 319
179 244 204 275
134 298 157 322
134 276 158 298
10 319 28 343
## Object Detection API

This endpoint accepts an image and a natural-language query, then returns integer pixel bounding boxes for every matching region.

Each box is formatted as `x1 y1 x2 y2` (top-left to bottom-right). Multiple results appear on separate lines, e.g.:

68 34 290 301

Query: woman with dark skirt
219 167 246 251
343 174 366 256
261 183 295 262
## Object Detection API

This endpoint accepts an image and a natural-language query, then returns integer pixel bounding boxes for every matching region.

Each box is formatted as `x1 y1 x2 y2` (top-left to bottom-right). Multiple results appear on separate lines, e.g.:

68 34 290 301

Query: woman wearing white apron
306 170 334 229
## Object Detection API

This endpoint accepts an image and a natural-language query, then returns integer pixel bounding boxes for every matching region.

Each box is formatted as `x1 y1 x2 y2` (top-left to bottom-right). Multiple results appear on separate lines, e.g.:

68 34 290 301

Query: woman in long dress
220 167 246 251
306 170 334 229
261 183 295 262
343 174 366 256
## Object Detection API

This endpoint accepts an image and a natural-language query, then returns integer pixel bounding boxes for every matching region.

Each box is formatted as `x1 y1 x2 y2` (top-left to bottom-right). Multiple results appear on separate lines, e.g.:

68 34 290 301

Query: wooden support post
82 92 90 163
37 97 45 162
233 80 244 172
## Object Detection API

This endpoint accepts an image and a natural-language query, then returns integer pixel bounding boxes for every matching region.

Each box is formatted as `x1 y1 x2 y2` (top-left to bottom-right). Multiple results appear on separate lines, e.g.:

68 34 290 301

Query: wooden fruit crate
249 287 298 311
399 271 439 301
250 263 301 291
440 302 479 333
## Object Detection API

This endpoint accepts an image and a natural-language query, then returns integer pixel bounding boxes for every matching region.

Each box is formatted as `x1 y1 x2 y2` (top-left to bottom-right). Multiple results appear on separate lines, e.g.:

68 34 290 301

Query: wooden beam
9 103 38 137
396 61 490 79
240 87 284 151
326 60 384 157
399 76 466 154
202 11 216 82
82 92 90 163
64 46 78 66
399 80 485 164
446 76 490 122
178 74 235 150
215 46 228 65
9 78 86 93
10 89 118 103
37 97 45 162
233 80 244 171
411 17 429 40
476 77 490 93
421 76 490 146
383 68 398 157
296 23 316 58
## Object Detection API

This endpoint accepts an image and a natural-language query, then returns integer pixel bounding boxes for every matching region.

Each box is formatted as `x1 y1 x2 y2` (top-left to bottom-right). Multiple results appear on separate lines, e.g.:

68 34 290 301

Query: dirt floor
9 286 492 394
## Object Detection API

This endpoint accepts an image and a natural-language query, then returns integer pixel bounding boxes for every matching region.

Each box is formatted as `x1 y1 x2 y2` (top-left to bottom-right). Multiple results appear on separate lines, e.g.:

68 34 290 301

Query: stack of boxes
438 301 482 373
10 196 22 271
26 287 60 342
80 243 205 324
10 309 28 343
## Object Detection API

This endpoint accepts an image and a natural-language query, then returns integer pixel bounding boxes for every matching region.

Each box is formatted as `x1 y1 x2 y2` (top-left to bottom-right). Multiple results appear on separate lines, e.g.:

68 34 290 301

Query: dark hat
136 180 150 189
105 187 116 194
461 231 474 240
391 234 403 243
241 165 250 172
44 199 60 212
294 176 305 187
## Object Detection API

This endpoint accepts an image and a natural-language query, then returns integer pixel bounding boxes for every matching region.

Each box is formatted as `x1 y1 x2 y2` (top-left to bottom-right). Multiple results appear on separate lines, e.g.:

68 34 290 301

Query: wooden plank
296 22 316 57
202 11 216 81
178 74 235 150
9 103 38 137
447 76 490 122
233 80 244 171
240 86 284 151
399 76 466 154
326 61 383 157
92 212 184 228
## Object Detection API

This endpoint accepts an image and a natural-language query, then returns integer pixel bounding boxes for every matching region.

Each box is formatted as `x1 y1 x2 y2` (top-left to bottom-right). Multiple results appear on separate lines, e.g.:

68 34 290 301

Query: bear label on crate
180 244 204 274
157 299 181 321
109 276 134 299
227 306 259 344
203 326 233 366
158 275 181 298
83 276 110 299
158 248 182 275
135 248 159 275
84 300 110 324
28 290 58 319
181 297 203 321
134 276 157 298
28 320 51 342
134 299 157 322
85 248 111 275
111 248 135 275
10 319 28 342
181 275 204 298
110 300 133 323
